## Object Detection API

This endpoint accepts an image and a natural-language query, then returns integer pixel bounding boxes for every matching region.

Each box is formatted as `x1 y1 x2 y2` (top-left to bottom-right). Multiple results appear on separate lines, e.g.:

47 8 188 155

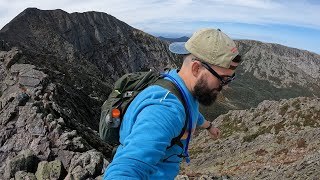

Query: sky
0 0 320 54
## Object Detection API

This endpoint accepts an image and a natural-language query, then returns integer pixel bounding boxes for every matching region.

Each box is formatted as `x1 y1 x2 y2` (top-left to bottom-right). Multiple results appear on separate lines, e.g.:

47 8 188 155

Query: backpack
99 70 189 155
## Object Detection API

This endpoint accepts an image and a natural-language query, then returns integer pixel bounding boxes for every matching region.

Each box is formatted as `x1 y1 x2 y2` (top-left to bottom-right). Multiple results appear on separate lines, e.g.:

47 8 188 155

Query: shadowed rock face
0 8 180 130
0 8 179 179
0 8 179 75
0 8 319 180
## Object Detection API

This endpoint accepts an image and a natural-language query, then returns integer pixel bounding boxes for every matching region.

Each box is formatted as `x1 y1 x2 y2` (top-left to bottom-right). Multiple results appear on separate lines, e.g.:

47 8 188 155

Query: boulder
4 149 38 179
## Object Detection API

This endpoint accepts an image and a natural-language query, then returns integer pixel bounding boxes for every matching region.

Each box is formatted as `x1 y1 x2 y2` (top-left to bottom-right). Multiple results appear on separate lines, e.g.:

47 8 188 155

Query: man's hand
207 127 220 139
200 120 221 140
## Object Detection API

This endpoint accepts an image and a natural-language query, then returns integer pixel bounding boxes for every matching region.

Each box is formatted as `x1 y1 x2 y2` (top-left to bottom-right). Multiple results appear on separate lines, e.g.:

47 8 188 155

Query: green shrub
242 126 271 143
220 115 248 138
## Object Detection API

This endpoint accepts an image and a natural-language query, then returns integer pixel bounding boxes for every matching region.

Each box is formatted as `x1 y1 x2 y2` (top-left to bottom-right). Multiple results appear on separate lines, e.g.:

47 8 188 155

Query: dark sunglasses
200 61 236 86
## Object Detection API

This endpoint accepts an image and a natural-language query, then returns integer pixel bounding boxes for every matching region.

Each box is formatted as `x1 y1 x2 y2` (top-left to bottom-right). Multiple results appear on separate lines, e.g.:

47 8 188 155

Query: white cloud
0 0 319 53
0 0 319 31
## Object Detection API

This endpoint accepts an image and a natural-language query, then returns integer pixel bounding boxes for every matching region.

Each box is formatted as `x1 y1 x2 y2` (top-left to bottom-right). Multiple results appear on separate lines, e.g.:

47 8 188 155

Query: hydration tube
160 73 192 163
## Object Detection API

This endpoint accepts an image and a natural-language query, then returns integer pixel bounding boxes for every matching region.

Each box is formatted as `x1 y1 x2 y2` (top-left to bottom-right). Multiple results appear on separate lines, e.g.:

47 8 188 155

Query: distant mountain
0 8 319 180
158 36 320 119
200 39 320 119
158 36 189 42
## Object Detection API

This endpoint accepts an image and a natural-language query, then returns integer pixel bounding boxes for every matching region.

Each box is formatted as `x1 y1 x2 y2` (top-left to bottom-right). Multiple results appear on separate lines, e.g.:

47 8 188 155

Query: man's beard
193 76 222 106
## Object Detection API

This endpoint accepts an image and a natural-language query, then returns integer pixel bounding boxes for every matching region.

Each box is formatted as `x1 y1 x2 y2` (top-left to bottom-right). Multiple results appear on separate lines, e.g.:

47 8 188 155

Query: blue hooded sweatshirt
103 69 205 179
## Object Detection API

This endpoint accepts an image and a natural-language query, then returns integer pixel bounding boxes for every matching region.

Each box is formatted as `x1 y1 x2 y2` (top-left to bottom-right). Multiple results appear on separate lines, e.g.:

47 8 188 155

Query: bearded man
104 28 242 180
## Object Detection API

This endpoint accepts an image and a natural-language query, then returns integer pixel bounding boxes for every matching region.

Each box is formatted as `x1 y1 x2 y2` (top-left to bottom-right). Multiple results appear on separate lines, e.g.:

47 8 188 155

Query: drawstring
162 153 187 162
160 73 193 164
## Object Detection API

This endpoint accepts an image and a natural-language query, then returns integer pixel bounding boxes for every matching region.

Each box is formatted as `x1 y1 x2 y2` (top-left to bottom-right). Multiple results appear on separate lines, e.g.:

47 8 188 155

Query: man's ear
191 61 202 77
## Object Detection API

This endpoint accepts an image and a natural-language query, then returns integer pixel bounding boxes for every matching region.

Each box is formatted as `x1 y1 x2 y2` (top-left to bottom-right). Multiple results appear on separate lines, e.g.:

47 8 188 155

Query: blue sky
0 0 320 54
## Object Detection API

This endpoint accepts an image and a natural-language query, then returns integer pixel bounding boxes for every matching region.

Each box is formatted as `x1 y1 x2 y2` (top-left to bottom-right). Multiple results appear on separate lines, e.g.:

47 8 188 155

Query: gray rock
27 118 46 136
29 137 51 160
65 165 89 180
35 160 65 180
16 92 29 106
4 149 38 179
18 77 41 87
34 90 41 97
14 171 37 180
10 64 35 74
95 175 103 180
175 175 189 180
46 113 54 122
0 103 18 126
56 150 76 171
67 150 104 179
57 130 89 152
2 47 21 69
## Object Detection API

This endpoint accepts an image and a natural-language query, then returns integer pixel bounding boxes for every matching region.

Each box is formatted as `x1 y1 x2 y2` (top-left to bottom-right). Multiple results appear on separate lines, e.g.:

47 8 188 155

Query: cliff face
0 8 179 79
218 40 320 110
236 40 320 88
0 8 319 180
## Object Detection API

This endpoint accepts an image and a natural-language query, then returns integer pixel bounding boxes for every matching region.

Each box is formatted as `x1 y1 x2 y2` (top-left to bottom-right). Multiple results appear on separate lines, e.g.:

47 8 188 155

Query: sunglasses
199 61 236 86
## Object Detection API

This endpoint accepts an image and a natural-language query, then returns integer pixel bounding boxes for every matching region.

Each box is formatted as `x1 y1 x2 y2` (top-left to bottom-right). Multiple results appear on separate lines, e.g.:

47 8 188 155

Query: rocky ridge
0 8 182 180
181 97 320 179
0 48 112 179
236 40 320 88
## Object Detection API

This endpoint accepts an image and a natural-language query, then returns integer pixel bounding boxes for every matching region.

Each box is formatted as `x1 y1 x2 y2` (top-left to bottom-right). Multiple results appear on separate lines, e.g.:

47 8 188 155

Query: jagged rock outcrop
182 97 320 179
0 50 113 179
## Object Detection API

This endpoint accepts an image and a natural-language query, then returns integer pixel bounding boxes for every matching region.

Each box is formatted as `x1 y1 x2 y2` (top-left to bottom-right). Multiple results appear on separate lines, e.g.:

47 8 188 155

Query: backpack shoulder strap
153 78 188 149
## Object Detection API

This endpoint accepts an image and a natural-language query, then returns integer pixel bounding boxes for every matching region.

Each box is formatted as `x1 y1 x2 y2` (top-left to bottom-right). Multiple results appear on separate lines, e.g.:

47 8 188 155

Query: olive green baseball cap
169 28 239 69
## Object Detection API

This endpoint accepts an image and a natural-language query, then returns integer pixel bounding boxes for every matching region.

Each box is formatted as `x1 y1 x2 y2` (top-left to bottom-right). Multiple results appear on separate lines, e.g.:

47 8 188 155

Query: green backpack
99 70 188 151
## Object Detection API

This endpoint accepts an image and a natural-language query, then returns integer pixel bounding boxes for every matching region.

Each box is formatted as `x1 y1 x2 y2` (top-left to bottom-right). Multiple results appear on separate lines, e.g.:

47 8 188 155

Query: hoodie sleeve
103 94 185 179
196 112 205 127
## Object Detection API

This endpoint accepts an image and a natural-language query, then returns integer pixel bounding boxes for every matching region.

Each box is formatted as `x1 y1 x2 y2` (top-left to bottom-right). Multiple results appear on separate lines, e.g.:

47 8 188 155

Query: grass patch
291 99 301 109
255 149 268 156
274 148 288 156
220 115 248 138
302 113 320 127
297 138 307 148
189 147 204 155
242 121 285 143
242 125 272 142
276 136 285 144
274 121 285 134
279 104 289 116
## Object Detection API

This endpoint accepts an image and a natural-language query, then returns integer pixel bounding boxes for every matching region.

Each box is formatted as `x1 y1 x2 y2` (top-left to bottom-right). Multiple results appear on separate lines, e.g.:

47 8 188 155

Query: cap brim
169 42 190 55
